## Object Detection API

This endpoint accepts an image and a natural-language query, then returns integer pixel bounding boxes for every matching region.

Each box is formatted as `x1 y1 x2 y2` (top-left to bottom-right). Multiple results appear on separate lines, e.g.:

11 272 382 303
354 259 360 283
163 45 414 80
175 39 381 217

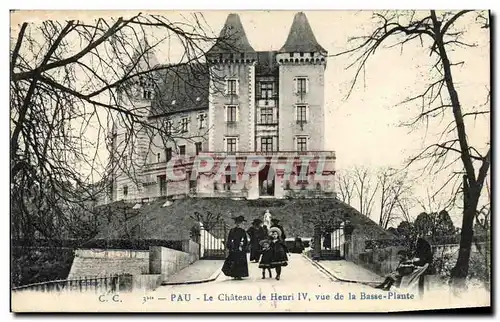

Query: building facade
110 12 336 202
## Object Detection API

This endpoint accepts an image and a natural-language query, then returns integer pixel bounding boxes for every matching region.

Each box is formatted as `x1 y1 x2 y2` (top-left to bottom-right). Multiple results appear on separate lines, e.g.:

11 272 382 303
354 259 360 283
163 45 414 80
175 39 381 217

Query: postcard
10 9 491 313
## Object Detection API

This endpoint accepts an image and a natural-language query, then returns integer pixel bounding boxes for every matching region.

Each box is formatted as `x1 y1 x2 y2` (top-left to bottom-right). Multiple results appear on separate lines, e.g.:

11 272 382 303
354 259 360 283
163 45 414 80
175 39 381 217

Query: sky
10 10 491 226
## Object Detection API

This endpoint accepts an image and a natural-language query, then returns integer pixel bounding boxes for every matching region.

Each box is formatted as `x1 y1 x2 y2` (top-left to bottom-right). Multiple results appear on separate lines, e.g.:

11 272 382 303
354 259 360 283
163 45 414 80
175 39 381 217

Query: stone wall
345 233 405 276
68 241 200 284
149 246 194 278
68 249 150 279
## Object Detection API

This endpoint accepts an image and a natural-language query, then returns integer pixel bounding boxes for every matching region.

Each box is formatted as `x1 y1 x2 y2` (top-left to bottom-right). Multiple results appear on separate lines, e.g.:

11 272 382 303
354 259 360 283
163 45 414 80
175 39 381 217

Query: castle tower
114 37 160 201
206 13 258 152
276 12 327 152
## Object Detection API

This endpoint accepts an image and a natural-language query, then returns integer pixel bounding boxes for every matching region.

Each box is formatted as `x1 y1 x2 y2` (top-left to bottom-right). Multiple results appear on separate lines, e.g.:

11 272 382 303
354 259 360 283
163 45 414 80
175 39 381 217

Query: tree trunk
313 225 321 260
451 178 480 288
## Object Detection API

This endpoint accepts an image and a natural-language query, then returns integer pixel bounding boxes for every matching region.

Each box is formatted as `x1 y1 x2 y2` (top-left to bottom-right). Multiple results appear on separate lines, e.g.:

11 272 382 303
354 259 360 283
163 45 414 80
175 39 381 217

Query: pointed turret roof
207 13 256 55
128 36 160 73
279 12 326 53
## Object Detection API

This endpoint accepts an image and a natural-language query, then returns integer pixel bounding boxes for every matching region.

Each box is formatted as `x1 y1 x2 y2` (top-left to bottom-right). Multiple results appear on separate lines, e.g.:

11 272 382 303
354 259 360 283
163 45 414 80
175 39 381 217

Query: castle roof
279 12 327 53
149 63 209 117
206 13 256 55
255 51 278 76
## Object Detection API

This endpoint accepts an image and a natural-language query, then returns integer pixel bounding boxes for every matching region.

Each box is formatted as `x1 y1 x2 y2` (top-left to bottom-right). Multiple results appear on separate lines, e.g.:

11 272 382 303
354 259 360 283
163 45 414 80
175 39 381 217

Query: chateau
110 12 336 202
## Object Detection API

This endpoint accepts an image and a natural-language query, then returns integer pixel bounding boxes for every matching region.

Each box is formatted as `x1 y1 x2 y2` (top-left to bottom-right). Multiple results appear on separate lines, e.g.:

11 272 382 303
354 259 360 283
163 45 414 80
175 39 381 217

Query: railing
256 122 279 126
11 274 130 293
205 151 336 158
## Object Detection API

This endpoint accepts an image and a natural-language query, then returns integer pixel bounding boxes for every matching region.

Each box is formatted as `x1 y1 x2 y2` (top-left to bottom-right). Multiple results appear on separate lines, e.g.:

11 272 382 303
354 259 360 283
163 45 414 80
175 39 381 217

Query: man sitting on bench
375 250 415 291
399 237 433 296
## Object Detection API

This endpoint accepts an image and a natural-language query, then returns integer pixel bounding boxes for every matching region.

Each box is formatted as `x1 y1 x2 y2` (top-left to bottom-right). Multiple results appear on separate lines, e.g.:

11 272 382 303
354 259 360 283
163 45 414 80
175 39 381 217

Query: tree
337 169 356 204
336 10 490 287
377 168 413 229
10 12 229 241
190 211 223 232
413 210 455 243
352 166 379 218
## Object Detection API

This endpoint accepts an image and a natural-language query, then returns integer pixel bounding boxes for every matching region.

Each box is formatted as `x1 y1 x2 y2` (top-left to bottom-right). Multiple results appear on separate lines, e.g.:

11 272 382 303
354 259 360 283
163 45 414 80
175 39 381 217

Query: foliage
413 210 456 239
11 247 75 287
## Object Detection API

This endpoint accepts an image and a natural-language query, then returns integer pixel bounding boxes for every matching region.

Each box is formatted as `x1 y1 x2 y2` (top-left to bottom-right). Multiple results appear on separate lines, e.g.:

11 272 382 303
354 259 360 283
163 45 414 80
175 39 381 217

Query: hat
252 218 263 225
268 227 282 237
271 218 280 223
232 215 246 223
259 239 271 246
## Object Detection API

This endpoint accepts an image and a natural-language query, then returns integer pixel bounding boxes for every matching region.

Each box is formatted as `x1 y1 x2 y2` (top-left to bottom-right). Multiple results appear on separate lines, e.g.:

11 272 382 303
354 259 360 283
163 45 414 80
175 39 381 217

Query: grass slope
94 198 393 241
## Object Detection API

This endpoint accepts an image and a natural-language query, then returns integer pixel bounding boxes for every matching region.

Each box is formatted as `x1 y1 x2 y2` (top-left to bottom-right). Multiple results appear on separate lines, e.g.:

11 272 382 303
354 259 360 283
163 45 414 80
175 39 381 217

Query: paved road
11 254 489 312
149 253 398 312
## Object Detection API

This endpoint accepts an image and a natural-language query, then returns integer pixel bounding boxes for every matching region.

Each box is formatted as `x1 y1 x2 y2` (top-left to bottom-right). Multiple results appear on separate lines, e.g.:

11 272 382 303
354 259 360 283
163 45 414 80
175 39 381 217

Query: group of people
374 237 433 291
221 215 289 281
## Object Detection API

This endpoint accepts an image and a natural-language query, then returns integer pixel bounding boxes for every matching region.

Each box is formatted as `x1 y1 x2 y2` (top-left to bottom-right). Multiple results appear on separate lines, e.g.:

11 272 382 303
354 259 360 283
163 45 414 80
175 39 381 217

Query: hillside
93 198 393 242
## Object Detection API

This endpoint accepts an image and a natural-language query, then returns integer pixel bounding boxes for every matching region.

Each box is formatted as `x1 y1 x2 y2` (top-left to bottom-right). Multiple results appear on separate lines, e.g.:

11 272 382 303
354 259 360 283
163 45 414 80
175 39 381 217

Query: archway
258 165 275 197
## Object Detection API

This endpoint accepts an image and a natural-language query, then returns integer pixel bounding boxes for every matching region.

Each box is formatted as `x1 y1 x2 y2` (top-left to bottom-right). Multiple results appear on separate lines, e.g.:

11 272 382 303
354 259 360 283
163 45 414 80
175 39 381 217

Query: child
268 227 288 280
258 239 273 279
375 250 415 290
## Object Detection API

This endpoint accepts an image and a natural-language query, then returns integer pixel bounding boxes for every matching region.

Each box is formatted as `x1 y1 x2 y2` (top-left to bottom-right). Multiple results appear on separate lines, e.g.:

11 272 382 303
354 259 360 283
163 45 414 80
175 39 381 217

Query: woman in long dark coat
222 215 249 280
247 218 267 263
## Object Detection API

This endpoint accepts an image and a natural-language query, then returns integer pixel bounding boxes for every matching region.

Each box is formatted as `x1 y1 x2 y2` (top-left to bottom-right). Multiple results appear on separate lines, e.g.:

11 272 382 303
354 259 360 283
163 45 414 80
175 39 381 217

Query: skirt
222 250 249 278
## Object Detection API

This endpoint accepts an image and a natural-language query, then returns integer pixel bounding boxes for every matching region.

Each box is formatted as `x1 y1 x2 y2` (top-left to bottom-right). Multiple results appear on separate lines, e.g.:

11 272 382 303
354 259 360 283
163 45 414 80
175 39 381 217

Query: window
300 52 304 57
143 89 152 99
166 148 172 162
310 52 315 57
227 79 237 95
260 108 273 124
260 82 273 99
261 137 273 152
296 105 307 122
179 145 186 156
290 53 295 58
296 77 307 94
166 120 173 134
157 153 161 163
296 136 308 151
195 142 202 155
224 174 235 191
226 105 237 123
198 113 207 129
225 137 237 152
123 186 128 197
180 117 189 133
158 175 167 196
